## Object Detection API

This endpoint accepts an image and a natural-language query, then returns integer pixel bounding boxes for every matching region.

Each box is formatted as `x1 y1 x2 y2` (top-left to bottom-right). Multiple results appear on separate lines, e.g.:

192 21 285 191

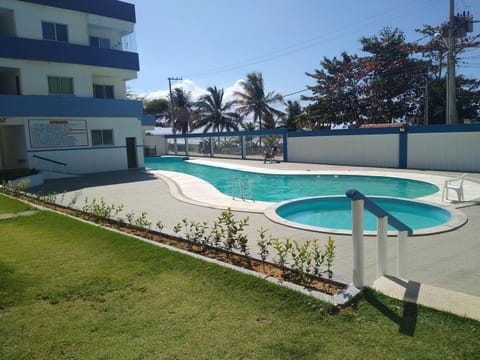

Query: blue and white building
0 0 143 176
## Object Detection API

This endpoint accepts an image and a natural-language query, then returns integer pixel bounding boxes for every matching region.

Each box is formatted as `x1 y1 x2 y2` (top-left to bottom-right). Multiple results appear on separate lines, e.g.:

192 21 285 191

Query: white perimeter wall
25 117 144 174
288 134 399 168
143 135 167 155
408 132 480 172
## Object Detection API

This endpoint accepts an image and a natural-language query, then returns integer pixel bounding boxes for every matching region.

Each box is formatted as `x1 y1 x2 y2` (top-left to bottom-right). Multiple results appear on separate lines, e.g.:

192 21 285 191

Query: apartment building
0 0 143 176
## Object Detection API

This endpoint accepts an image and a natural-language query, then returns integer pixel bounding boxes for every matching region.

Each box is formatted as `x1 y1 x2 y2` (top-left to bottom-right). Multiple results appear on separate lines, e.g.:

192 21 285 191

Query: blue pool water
145 157 439 202
275 197 452 231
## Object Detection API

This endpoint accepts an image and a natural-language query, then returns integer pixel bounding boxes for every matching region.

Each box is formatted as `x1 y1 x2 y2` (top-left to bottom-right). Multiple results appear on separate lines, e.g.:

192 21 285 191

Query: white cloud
133 78 244 103
223 79 244 103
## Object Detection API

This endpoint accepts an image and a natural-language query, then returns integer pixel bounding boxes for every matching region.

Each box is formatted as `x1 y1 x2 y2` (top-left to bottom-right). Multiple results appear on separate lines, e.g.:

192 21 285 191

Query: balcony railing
0 36 139 71
0 95 142 118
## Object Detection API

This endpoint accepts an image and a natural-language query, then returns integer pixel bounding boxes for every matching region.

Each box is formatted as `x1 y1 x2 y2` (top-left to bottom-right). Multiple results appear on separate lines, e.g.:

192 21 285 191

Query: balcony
18 0 135 23
0 36 139 71
0 94 143 118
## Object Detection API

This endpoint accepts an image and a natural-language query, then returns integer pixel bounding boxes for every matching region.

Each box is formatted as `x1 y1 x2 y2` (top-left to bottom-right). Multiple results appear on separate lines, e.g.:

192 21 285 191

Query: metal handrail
346 189 412 288
346 189 413 235
33 154 67 167
232 177 254 202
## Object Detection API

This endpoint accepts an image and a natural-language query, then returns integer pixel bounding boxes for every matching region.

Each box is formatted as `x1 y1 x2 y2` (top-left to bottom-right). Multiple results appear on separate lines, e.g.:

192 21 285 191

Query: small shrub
135 211 152 229
256 227 273 272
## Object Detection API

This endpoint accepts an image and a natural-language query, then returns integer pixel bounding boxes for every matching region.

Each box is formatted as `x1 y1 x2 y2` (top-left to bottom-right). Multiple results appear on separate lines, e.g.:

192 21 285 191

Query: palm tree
171 88 193 134
279 100 302 131
233 72 284 130
192 86 240 133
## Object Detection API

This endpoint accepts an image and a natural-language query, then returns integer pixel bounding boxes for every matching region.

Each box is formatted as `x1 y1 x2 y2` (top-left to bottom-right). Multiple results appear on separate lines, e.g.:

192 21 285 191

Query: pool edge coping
264 195 468 236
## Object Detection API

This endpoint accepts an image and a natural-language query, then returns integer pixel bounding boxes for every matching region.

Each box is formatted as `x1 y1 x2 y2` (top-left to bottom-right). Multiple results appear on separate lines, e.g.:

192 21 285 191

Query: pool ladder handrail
232 177 254 202
346 189 413 288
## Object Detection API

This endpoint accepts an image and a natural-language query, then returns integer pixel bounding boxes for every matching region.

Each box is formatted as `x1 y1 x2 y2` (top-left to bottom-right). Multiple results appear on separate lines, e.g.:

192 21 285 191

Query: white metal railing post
397 230 408 279
351 199 365 287
377 216 388 278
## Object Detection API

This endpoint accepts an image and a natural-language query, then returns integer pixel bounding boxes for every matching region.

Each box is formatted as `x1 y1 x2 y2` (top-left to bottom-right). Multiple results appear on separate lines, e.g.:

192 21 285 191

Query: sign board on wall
28 119 89 148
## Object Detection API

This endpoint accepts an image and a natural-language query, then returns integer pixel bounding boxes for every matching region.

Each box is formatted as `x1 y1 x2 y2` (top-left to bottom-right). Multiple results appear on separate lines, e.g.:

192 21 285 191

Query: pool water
275 197 452 231
145 157 439 202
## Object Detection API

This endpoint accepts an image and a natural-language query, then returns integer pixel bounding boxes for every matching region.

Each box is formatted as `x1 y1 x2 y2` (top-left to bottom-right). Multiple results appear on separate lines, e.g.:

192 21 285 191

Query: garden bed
1 186 358 306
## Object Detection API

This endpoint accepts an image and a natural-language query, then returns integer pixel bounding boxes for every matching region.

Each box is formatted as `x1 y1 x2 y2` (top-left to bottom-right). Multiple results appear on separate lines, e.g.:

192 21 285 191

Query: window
91 129 114 146
48 76 73 95
42 21 68 42
93 84 114 99
89 36 111 49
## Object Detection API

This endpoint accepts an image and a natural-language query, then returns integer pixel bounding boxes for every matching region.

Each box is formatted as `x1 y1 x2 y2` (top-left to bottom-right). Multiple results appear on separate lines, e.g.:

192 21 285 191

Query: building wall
0 0 143 175
1 0 134 46
25 117 144 174
0 58 134 97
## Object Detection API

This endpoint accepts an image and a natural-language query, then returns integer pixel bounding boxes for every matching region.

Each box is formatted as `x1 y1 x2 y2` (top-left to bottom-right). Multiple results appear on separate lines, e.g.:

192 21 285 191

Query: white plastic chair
442 173 467 202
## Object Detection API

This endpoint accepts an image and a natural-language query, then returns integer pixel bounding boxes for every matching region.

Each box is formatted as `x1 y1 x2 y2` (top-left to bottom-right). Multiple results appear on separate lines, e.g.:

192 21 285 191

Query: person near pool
264 146 278 163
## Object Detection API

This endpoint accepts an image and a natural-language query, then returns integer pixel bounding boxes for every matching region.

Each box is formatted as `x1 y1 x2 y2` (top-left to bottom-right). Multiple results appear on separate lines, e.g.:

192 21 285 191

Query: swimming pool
145 157 439 202
268 196 464 235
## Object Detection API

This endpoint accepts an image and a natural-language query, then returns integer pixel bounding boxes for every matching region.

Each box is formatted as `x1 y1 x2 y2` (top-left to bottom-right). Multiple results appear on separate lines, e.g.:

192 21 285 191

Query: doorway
126 137 138 168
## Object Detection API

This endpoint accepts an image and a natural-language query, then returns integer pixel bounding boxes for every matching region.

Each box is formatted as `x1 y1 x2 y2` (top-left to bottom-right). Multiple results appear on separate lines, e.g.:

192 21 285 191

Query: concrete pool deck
30 158 480 320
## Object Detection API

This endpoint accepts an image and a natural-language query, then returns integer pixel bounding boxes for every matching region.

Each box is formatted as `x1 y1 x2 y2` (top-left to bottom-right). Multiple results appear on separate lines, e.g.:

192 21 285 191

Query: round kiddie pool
265 196 467 236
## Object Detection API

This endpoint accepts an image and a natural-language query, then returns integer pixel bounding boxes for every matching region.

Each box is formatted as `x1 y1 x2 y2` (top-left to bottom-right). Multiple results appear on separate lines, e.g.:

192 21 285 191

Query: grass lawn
0 194 33 214
0 195 478 359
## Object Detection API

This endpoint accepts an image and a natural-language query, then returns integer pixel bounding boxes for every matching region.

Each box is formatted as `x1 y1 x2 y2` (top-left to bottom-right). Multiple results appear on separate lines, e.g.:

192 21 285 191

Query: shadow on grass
362 279 420 337
0 260 36 309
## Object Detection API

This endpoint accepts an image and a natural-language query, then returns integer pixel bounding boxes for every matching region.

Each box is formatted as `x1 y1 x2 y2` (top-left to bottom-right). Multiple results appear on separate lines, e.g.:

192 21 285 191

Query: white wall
144 135 167 155
25 117 144 174
288 134 399 168
0 0 136 98
408 132 480 171
2 0 133 46
0 58 136 97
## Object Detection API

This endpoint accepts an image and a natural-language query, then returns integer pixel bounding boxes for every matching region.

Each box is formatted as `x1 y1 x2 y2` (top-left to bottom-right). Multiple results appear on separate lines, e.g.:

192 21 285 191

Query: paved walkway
0 210 38 220
29 159 480 320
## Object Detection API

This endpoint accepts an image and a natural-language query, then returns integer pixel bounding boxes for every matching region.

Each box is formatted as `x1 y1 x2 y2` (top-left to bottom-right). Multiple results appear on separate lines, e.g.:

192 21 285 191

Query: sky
126 0 480 105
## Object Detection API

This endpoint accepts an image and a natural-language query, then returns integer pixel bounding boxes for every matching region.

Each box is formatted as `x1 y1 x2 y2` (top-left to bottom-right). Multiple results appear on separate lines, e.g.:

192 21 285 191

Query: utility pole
168 77 182 153
168 77 182 129
446 0 456 125
424 74 429 125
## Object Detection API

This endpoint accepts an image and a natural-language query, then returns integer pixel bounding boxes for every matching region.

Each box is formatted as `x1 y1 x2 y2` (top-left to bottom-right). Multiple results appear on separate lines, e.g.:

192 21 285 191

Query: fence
160 124 480 172
165 129 288 162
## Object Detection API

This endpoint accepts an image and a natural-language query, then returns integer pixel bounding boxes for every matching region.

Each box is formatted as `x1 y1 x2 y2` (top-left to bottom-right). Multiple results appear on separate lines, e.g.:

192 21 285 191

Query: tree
233 72 284 130
414 24 480 124
359 27 429 123
302 28 432 127
423 76 480 124
415 24 480 79
143 98 170 126
171 88 193 134
301 52 364 129
279 100 302 131
143 98 170 116
192 86 240 133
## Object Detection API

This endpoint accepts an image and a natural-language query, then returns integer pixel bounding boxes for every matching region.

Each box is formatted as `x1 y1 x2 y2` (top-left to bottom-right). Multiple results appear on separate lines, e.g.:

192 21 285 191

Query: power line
183 0 438 78
284 88 309 97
